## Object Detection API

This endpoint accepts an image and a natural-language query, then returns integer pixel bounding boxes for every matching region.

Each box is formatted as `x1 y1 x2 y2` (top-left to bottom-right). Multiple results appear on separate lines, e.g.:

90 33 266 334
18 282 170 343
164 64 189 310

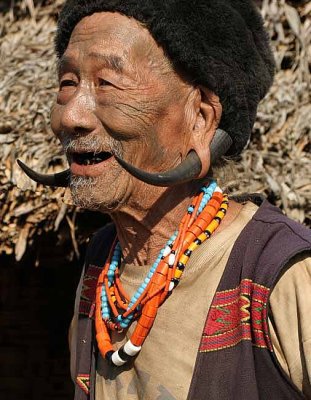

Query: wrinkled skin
51 12 239 265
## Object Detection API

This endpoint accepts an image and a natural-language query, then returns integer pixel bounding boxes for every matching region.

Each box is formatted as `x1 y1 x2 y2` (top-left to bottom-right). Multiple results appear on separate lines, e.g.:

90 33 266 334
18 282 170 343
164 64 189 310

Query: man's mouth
71 151 113 165
69 151 114 176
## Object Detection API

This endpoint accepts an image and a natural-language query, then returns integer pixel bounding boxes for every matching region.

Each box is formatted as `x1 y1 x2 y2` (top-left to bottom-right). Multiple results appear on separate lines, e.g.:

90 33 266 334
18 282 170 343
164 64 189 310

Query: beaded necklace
95 181 228 367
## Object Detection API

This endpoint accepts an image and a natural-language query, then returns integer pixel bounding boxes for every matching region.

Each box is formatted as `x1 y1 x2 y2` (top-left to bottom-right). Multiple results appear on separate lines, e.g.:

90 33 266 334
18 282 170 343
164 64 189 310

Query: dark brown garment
74 224 116 400
188 201 311 400
73 201 311 400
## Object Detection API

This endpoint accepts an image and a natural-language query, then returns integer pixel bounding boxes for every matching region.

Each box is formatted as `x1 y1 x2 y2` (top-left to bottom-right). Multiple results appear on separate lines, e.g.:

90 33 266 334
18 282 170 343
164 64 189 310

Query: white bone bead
163 246 171 257
112 351 126 366
168 254 175 266
124 340 142 356
169 282 175 292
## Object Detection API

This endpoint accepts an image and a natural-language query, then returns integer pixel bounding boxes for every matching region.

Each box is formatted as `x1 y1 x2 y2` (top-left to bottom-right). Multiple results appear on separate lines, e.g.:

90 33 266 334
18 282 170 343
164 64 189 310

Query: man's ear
187 87 222 178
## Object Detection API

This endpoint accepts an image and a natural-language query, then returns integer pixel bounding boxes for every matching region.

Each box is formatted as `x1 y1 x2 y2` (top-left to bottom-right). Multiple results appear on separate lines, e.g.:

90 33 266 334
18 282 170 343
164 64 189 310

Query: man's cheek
50 104 62 135
97 108 140 140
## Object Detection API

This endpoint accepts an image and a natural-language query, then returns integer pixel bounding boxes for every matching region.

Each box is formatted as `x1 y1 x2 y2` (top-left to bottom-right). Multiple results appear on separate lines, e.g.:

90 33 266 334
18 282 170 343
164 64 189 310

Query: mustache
60 134 123 158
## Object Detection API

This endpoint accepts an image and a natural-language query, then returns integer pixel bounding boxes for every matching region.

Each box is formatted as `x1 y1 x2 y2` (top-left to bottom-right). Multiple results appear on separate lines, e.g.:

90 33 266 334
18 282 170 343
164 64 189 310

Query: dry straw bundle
0 0 310 261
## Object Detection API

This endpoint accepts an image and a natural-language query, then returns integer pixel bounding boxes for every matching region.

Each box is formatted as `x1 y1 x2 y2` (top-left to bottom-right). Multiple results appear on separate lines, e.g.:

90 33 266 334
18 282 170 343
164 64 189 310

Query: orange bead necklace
95 183 228 366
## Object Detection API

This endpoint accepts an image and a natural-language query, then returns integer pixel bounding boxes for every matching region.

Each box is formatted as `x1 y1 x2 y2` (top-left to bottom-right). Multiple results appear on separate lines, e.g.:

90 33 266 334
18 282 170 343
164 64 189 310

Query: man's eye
59 80 77 89
99 78 110 87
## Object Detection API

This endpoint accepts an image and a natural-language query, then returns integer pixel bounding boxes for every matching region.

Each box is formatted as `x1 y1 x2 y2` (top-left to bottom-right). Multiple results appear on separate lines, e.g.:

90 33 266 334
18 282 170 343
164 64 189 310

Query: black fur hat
55 0 275 156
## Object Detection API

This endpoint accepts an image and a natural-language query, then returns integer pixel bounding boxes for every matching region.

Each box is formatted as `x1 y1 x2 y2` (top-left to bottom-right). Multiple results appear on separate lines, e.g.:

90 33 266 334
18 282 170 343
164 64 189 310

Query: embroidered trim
76 374 90 395
79 264 103 316
200 279 273 352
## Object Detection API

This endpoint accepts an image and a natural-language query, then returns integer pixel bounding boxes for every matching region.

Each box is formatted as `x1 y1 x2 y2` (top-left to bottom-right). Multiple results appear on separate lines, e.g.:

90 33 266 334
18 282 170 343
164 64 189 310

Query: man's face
51 12 192 211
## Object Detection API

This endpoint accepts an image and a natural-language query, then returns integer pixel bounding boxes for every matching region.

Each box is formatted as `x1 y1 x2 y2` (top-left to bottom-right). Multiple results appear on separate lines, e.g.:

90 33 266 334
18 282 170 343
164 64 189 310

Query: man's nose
60 90 97 135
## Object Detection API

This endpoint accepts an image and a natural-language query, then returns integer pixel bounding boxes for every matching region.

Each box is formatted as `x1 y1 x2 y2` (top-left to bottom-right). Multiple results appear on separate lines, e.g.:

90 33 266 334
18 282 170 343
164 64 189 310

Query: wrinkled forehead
63 11 168 70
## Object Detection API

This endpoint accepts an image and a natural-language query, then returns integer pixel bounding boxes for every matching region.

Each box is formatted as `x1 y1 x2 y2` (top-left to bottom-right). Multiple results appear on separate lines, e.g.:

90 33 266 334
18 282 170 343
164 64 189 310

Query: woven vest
188 201 311 400
74 224 116 400
73 202 311 400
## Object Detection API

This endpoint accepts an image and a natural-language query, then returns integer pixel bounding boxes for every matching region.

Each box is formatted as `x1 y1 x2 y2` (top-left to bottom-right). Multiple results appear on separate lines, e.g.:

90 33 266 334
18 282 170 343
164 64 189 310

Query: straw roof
0 0 310 261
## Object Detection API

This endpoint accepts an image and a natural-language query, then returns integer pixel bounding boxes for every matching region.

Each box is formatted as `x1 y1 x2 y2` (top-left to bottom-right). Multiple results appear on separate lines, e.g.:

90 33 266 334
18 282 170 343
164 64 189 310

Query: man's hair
55 0 275 157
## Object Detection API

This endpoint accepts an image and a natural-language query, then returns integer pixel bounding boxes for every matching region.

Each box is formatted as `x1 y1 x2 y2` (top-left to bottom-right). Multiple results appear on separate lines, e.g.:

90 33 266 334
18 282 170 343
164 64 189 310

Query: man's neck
110 181 201 266
109 181 242 266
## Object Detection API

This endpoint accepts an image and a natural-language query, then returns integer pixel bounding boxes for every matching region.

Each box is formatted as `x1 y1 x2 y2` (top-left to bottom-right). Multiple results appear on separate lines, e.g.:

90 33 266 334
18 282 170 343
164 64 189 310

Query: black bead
214 216 221 223
118 346 134 363
172 278 180 286
220 208 227 213
194 238 202 245
184 249 192 257
177 262 185 271
204 230 211 237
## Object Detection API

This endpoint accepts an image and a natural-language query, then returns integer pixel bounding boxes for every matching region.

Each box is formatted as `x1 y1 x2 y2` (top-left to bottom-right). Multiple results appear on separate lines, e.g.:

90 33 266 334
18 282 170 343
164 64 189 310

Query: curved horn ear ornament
16 159 70 188
209 129 233 166
115 129 233 187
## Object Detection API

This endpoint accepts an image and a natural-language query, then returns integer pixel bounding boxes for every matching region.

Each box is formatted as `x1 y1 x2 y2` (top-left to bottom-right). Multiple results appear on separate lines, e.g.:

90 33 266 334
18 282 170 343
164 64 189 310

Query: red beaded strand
95 190 228 365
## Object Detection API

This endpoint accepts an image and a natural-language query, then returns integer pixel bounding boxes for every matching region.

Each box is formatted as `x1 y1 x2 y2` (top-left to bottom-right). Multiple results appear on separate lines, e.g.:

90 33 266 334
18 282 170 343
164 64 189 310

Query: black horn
17 159 70 188
209 129 233 165
115 129 232 187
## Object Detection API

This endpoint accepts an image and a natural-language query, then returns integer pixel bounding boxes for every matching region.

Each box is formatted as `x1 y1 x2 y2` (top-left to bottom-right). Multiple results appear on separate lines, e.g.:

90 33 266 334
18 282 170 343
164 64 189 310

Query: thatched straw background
0 0 310 261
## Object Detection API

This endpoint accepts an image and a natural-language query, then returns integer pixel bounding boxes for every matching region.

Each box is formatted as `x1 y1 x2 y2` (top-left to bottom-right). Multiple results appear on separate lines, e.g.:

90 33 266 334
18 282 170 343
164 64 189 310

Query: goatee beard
69 175 101 210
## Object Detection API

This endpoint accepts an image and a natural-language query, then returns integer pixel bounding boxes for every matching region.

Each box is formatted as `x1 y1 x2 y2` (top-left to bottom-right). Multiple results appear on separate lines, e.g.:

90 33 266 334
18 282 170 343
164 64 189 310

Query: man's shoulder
221 199 311 288
84 223 116 266
252 200 311 243
231 196 310 245
229 199 311 261
88 222 116 246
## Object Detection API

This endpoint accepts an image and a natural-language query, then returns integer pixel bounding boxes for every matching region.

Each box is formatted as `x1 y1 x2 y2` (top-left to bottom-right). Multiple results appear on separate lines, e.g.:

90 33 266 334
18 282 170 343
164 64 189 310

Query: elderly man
18 0 311 399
